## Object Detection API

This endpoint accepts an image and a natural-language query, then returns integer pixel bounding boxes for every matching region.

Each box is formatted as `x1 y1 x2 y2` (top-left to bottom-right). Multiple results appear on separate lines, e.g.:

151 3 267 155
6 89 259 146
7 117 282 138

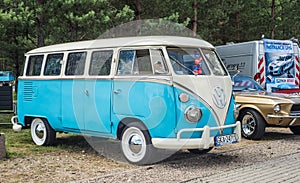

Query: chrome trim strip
267 114 300 118
289 119 300 126
18 76 171 82
113 76 172 85
18 77 112 81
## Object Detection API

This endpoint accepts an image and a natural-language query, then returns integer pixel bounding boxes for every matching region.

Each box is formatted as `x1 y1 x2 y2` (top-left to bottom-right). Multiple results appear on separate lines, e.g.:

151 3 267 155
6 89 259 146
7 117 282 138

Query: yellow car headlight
274 104 281 113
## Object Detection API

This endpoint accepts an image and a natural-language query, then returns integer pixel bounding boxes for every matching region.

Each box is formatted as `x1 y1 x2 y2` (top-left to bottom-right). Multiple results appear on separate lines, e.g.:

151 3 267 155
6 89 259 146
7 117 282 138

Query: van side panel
111 80 177 138
85 80 112 134
17 79 62 129
61 79 112 134
61 80 85 131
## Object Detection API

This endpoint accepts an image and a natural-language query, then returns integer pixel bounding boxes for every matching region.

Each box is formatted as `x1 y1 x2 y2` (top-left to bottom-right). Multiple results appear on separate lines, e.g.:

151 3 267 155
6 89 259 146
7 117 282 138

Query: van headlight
184 106 202 123
274 104 280 113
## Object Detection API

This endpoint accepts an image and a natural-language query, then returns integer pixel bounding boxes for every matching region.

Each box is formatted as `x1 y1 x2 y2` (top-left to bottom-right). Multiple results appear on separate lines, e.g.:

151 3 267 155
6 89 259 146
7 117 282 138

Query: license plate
214 134 237 146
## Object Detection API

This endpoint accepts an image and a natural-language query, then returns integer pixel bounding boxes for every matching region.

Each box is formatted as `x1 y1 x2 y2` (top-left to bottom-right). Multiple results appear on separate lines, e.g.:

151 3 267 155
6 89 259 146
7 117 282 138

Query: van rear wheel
120 122 156 165
31 118 56 146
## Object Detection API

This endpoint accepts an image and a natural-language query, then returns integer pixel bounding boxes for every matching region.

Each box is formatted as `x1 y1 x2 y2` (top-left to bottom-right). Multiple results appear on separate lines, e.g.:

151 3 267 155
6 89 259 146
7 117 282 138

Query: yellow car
233 75 300 140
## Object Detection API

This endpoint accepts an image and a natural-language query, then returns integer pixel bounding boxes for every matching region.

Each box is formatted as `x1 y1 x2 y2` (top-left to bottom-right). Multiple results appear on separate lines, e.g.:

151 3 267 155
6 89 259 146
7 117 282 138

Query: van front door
112 48 176 137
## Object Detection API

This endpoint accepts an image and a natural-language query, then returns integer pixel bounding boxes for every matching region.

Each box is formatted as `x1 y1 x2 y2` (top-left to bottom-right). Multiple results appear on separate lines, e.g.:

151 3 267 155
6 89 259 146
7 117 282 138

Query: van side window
89 50 113 76
150 49 168 74
26 55 44 76
117 49 153 75
65 52 86 75
44 53 63 76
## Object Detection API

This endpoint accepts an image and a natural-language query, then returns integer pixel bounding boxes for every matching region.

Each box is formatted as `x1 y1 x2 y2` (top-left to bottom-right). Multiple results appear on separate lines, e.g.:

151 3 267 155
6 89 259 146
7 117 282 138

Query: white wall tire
31 118 56 146
120 122 155 165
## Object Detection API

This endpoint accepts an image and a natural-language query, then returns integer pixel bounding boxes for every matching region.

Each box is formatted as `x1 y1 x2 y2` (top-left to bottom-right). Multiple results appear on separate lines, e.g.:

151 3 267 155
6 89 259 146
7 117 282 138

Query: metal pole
0 133 6 159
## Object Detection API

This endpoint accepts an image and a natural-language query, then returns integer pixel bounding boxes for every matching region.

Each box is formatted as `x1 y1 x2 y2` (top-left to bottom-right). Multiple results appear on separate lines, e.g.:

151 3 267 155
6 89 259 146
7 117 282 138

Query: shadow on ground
54 128 299 165
54 135 237 165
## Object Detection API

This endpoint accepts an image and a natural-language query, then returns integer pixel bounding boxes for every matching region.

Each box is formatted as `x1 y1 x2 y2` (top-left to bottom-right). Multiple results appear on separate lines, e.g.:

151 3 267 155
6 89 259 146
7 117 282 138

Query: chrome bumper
267 114 300 126
267 114 300 118
151 121 241 150
11 115 22 132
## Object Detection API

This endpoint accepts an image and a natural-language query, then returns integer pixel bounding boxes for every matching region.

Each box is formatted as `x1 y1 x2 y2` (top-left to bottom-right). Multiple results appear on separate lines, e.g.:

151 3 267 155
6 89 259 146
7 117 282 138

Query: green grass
0 114 95 158
0 113 13 123
13 91 17 100
0 93 92 158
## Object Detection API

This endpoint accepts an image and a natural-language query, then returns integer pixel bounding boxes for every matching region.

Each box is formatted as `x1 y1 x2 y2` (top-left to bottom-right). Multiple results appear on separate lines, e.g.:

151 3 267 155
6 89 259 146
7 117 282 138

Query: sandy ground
0 127 299 182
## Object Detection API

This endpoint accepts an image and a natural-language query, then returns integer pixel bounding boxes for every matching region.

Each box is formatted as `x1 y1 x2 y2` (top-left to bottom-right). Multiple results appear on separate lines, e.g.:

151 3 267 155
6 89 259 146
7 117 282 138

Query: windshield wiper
169 55 196 75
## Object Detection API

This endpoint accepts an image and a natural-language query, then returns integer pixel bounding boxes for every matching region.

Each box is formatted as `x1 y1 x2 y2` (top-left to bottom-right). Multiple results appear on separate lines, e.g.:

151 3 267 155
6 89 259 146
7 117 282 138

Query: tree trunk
14 34 19 94
236 12 240 41
37 0 45 47
135 0 142 20
271 0 275 39
71 23 78 41
192 0 198 37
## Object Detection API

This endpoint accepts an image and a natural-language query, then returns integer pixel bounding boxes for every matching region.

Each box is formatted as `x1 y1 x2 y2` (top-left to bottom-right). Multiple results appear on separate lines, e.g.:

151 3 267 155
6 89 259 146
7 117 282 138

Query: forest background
0 0 299 78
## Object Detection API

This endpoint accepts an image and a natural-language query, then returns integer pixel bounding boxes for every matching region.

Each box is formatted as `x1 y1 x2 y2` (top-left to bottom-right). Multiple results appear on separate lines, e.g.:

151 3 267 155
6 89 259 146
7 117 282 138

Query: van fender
116 117 150 141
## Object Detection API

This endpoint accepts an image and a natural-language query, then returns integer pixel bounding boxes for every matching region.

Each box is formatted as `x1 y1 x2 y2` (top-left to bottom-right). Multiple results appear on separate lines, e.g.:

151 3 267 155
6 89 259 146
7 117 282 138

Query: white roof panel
26 36 214 55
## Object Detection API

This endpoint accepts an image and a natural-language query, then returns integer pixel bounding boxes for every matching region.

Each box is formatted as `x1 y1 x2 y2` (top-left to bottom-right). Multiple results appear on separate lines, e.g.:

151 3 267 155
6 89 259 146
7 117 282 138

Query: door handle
113 89 121 94
84 89 89 96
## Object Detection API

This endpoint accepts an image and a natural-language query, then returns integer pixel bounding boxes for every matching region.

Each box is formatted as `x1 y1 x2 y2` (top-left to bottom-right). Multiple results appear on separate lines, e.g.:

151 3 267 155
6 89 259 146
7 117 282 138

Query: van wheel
239 109 266 140
188 147 213 154
120 122 156 165
289 126 300 135
31 118 56 146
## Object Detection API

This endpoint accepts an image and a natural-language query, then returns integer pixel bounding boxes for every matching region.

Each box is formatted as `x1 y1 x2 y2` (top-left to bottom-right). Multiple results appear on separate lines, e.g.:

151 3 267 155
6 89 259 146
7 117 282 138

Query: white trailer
216 39 300 92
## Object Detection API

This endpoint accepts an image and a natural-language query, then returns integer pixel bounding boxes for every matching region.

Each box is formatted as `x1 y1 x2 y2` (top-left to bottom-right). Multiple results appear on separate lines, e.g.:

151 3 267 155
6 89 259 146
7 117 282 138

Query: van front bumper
151 121 241 150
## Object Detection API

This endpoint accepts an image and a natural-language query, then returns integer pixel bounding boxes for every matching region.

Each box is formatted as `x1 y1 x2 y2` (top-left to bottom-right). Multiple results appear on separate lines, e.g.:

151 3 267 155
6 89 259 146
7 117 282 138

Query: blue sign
264 39 296 92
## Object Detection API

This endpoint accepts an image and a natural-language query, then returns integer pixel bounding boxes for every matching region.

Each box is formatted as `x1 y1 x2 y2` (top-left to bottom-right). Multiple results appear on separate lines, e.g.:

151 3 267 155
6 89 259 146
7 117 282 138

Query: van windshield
167 47 227 76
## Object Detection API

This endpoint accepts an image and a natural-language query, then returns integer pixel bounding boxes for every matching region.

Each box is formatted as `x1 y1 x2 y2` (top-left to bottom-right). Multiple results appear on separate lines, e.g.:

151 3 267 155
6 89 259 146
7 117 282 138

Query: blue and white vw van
12 36 241 164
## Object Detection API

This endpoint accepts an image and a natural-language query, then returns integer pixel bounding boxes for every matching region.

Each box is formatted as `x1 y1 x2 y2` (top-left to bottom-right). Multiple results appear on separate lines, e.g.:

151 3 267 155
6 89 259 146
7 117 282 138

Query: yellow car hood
235 91 300 104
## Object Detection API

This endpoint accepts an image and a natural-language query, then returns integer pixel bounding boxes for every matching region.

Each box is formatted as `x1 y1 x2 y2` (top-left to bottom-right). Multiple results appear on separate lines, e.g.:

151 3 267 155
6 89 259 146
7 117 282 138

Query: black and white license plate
214 134 237 146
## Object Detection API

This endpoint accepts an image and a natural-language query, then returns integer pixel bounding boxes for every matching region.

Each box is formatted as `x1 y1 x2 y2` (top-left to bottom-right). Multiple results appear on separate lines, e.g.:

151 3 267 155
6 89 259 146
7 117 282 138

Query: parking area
194 152 300 183
1 127 299 182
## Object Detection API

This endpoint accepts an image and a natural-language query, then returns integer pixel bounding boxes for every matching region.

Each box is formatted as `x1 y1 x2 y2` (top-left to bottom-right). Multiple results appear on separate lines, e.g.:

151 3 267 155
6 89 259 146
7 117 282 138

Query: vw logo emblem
212 86 226 109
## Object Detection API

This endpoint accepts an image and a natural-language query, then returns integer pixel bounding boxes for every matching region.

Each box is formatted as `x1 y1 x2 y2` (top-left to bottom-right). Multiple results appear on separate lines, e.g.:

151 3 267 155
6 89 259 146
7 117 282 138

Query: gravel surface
0 127 299 183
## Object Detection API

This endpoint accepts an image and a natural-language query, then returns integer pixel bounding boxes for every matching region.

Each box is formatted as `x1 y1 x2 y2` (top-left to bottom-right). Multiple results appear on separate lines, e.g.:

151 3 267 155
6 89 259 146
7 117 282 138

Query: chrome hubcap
35 123 45 139
128 134 143 154
242 114 255 135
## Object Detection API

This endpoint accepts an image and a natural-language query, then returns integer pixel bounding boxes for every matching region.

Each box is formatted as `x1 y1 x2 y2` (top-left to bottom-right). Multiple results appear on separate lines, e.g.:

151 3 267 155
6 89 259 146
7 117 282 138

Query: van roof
26 36 214 55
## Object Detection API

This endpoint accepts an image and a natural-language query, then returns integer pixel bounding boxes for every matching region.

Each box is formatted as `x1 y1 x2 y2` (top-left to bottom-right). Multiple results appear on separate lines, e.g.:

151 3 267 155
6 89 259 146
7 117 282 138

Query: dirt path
0 128 299 182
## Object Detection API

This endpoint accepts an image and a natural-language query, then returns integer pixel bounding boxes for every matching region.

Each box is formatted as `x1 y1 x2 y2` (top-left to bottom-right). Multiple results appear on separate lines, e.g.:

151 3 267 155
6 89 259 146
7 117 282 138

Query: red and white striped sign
234 80 255 87
258 56 265 87
295 55 300 86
